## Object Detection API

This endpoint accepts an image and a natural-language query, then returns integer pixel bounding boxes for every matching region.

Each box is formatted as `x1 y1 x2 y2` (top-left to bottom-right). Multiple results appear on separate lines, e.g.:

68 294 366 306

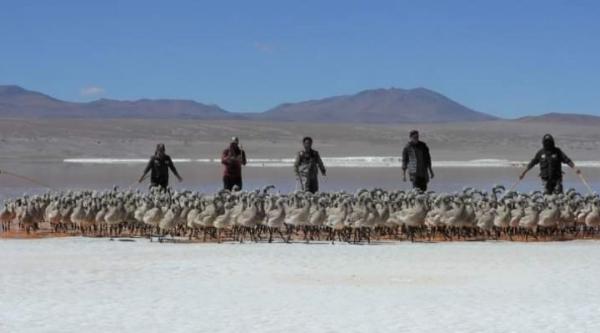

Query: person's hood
542 134 555 150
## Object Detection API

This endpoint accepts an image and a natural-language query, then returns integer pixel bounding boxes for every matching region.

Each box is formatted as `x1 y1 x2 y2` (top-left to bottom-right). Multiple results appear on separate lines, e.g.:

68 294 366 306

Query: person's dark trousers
223 176 242 191
298 176 319 193
411 176 428 192
543 178 563 195
305 177 319 193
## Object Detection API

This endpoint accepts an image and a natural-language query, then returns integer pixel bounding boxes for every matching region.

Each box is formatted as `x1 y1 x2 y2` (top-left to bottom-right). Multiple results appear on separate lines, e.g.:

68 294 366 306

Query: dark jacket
221 147 247 178
527 147 572 180
402 141 432 179
143 155 179 186
294 149 326 179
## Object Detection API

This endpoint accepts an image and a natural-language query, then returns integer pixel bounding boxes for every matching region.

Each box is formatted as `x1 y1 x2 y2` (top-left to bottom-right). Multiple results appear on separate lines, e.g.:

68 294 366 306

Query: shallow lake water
0 160 599 200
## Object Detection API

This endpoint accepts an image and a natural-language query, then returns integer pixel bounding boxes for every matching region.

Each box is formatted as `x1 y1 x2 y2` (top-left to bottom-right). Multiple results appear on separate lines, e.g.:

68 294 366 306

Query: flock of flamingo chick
1 185 600 243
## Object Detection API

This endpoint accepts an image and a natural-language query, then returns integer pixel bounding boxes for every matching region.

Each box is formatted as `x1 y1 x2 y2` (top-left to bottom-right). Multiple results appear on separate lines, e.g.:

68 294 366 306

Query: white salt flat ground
2 238 600 333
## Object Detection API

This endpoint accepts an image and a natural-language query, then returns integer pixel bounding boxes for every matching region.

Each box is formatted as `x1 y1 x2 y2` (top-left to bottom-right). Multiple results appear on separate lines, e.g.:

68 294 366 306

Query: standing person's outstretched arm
560 149 581 174
424 143 434 179
139 157 153 183
316 151 326 176
520 151 541 180
294 152 301 176
402 146 409 182
167 156 183 182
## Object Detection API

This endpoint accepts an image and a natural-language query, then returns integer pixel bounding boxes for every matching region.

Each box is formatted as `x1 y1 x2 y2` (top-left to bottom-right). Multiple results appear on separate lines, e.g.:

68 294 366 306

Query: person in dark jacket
294 137 326 193
402 130 434 191
221 136 247 191
139 143 182 189
519 134 580 195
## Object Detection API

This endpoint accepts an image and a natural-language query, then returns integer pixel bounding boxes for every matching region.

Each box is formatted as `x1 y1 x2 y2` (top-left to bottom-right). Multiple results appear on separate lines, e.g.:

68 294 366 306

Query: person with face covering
402 130 434 191
221 137 247 191
139 143 182 189
519 134 580 195
294 137 326 193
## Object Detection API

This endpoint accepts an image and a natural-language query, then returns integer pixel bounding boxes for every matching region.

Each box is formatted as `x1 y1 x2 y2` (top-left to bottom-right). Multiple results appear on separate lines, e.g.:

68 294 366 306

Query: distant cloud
253 42 275 53
80 85 105 97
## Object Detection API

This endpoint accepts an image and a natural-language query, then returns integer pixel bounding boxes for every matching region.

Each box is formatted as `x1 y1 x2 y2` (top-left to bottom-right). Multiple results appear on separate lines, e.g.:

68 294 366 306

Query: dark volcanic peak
259 87 497 123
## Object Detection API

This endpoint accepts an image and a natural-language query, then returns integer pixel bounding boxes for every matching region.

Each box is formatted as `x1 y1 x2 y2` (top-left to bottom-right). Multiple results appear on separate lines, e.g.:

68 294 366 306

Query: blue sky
1 0 599 117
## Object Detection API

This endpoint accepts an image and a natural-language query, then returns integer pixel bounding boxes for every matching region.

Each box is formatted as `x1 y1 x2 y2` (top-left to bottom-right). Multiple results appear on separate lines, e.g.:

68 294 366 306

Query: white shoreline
62 157 600 168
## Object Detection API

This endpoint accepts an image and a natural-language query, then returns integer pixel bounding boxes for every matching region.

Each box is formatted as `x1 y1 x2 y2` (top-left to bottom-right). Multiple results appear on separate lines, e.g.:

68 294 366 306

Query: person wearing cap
139 143 182 189
402 130 434 191
221 137 247 191
294 136 326 193
519 134 580 195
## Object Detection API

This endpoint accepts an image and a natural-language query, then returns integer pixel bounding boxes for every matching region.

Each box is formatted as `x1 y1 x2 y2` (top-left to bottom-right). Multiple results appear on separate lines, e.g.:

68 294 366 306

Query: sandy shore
0 229 73 239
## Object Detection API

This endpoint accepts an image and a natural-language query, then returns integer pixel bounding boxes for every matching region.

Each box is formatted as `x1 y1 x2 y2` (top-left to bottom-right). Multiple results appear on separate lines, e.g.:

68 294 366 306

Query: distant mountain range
0 85 230 119
516 112 600 125
0 84 597 123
